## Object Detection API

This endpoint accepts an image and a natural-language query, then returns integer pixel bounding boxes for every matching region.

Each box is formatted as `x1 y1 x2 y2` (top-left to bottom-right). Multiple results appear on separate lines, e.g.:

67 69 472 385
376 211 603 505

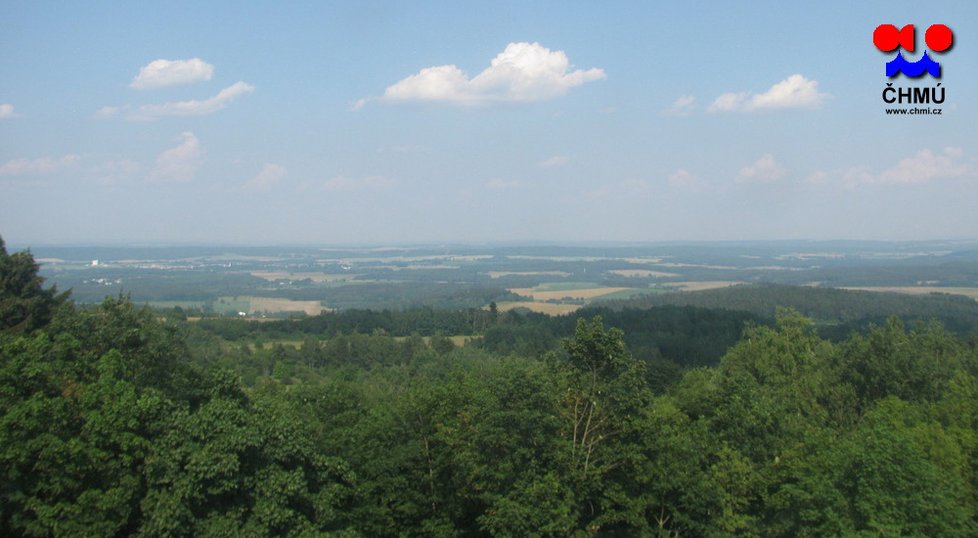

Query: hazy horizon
3 1 977 245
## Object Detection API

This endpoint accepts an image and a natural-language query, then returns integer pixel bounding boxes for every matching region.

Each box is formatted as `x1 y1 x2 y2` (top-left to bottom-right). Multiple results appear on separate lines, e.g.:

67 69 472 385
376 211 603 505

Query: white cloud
245 163 288 191
0 104 16 119
322 175 395 192
367 42 605 106
665 95 696 116
737 154 785 183
147 132 201 182
856 147 973 185
539 155 569 168
708 92 749 112
133 81 254 119
804 148 975 188
709 74 828 112
751 74 827 109
0 154 79 176
130 58 214 89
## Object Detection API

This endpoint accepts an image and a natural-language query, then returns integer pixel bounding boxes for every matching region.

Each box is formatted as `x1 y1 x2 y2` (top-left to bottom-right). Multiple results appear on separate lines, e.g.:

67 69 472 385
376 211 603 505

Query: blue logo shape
886 51 941 78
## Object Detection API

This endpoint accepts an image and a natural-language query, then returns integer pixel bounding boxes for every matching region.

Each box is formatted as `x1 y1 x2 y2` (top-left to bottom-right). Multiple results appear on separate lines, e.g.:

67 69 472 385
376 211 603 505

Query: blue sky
1 1 976 245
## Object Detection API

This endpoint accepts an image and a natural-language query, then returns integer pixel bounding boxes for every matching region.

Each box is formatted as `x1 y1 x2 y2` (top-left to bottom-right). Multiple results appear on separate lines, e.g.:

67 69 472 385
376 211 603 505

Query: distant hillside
602 284 978 337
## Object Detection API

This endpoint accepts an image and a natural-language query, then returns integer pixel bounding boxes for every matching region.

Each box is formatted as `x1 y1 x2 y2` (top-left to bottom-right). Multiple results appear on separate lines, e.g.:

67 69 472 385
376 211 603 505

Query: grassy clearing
250 297 328 316
842 286 978 300
213 296 328 316
213 296 251 314
494 301 582 316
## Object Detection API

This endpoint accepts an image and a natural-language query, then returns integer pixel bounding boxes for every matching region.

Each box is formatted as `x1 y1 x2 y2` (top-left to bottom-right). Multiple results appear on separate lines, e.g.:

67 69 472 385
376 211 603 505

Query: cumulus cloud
244 163 288 191
539 155 569 168
709 92 749 112
0 154 79 176
665 95 696 116
737 154 785 183
322 175 396 192
853 147 973 185
0 104 16 119
130 58 214 89
147 132 201 182
133 81 254 119
364 42 605 107
709 74 828 112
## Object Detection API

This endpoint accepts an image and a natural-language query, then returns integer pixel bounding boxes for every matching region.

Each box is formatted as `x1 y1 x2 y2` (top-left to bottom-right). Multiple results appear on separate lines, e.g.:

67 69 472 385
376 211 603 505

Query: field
214 296 328 316
842 286 978 300
32 241 978 314
509 282 636 302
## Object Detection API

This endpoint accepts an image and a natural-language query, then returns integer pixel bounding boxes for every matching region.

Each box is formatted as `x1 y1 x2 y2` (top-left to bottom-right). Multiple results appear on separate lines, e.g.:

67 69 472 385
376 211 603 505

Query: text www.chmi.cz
886 107 942 115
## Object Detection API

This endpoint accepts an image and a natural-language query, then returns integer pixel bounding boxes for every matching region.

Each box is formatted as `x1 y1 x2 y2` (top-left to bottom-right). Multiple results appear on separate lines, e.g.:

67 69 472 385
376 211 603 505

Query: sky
1 1 977 246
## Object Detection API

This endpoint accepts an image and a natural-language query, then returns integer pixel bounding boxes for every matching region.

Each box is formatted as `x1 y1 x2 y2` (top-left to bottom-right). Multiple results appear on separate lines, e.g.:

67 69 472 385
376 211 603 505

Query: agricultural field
213 296 328 317
28 241 978 314
508 282 636 302
841 286 978 300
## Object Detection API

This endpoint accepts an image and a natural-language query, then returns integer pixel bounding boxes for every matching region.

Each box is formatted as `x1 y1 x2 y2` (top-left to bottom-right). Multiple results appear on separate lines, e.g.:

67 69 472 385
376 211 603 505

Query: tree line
3 238 978 536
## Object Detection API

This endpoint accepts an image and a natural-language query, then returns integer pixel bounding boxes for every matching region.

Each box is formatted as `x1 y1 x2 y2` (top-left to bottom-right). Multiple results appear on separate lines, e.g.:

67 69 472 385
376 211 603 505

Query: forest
3 237 978 536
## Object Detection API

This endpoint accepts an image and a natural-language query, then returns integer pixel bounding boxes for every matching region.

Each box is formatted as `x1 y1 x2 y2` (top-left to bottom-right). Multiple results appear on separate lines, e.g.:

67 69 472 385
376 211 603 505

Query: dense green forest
4 238 978 536
605 283 978 339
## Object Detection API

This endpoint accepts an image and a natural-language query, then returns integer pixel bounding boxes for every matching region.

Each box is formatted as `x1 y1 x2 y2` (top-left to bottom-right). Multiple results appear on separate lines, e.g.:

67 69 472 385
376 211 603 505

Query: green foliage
4 247 978 538
1 291 355 535
139 386 355 537
607 283 978 338
0 236 69 335
838 317 967 410
836 398 975 536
